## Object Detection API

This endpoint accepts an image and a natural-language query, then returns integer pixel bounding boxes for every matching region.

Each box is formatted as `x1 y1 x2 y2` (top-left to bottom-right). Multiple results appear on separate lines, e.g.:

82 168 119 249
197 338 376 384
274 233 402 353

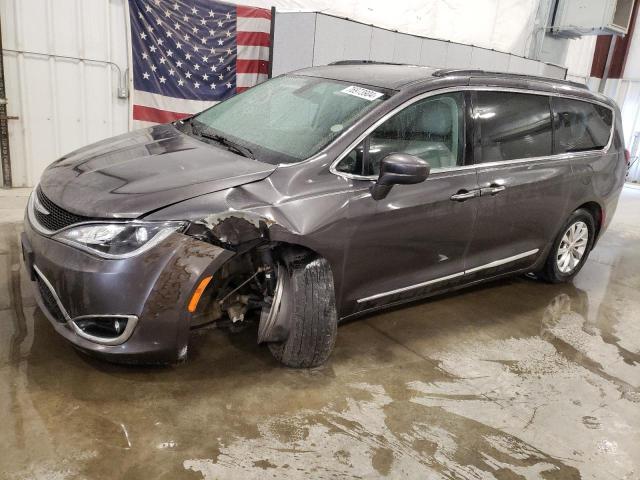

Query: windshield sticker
340 86 384 101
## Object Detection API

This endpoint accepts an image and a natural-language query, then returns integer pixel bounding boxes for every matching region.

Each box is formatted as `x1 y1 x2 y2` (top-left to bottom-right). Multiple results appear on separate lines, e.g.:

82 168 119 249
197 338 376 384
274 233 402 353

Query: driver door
337 92 480 313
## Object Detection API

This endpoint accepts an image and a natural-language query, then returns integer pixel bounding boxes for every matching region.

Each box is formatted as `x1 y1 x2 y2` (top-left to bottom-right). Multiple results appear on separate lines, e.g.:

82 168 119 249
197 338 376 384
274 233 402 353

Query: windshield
189 75 389 164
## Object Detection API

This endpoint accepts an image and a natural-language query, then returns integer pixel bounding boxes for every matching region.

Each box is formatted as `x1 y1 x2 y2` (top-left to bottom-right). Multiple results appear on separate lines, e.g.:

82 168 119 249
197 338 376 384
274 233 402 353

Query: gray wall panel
445 43 473 68
392 34 422 65
508 55 540 75
272 13 316 76
541 63 566 79
370 28 396 62
313 15 372 66
271 12 567 80
420 39 448 68
470 47 509 71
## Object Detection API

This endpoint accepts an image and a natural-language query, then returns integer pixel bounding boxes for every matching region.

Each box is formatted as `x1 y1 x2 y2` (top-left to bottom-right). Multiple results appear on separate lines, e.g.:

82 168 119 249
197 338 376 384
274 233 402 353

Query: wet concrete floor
1 186 639 479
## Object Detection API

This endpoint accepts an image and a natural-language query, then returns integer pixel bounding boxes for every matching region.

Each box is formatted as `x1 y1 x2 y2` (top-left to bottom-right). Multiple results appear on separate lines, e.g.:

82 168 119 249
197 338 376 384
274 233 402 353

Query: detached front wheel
260 254 338 368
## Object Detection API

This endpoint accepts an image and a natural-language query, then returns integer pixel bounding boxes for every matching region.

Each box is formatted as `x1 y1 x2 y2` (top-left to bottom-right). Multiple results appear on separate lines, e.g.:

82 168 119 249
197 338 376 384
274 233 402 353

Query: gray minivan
22 64 627 368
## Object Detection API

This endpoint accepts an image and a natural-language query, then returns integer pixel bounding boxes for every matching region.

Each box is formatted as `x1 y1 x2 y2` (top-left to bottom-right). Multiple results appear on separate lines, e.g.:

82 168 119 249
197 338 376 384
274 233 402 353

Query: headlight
54 221 186 259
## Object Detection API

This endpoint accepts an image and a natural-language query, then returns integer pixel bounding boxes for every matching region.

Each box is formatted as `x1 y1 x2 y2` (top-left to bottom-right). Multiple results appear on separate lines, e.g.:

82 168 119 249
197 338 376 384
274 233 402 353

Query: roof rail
432 69 588 90
329 60 407 66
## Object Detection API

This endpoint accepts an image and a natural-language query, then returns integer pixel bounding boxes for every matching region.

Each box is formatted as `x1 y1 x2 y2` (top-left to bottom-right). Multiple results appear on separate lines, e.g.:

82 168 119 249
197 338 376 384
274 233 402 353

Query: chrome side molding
465 249 539 274
357 249 539 304
357 271 465 303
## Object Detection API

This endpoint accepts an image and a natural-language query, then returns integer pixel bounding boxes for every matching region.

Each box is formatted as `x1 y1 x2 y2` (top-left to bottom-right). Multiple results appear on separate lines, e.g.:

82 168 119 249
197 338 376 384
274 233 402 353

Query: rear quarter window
551 98 613 153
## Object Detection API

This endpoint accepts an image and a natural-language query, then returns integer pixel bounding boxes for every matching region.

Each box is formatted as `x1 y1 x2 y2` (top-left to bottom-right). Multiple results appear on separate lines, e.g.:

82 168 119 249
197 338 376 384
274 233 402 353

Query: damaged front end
23 181 307 365
22 209 236 363
182 211 300 347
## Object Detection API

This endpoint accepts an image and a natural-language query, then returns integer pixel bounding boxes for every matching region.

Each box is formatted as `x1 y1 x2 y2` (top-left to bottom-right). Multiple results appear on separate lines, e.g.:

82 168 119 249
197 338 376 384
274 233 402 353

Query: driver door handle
450 189 481 202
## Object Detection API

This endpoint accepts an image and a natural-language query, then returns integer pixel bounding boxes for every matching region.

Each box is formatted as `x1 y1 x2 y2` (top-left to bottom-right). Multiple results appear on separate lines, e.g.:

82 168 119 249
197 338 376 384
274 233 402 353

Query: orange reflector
188 275 213 313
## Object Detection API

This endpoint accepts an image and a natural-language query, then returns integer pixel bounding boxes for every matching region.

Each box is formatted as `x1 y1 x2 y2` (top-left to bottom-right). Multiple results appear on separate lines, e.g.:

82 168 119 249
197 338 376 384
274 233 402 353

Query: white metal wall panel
507 55 541 75
313 15 371 66
272 13 567 83
210 0 541 58
470 47 510 71
2 0 130 187
419 38 448 68
391 34 422 65
443 43 473 68
369 28 396 63
540 63 567 79
623 15 640 77
271 12 316 76
564 36 597 80
620 82 640 146
609 79 640 147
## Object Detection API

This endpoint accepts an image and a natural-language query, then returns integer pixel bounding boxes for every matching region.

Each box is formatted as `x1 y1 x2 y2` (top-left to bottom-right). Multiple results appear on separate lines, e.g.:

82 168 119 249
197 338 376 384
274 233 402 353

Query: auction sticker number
341 86 384 101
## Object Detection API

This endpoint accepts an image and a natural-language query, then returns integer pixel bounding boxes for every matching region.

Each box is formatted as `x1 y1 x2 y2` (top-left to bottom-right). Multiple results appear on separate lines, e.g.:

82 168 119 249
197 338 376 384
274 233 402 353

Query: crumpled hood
38 124 277 218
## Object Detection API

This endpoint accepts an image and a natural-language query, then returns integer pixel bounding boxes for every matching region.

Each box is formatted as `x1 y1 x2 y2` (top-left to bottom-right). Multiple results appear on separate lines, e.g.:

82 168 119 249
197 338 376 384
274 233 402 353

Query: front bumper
22 216 234 363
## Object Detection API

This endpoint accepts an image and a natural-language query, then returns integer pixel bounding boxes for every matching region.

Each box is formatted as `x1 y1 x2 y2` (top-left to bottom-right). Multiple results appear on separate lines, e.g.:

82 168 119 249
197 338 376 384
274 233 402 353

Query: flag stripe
133 104 190 123
236 72 268 87
134 90 215 115
236 6 272 19
237 59 269 74
236 45 270 61
237 31 271 47
236 16 271 33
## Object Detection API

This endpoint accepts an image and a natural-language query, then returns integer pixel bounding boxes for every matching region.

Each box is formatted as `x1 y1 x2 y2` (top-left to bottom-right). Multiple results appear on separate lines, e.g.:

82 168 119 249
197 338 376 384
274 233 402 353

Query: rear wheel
265 255 337 368
538 209 595 283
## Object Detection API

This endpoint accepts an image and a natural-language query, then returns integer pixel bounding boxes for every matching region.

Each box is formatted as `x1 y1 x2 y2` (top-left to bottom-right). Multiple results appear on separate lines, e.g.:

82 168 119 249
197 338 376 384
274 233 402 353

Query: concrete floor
1 187 639 480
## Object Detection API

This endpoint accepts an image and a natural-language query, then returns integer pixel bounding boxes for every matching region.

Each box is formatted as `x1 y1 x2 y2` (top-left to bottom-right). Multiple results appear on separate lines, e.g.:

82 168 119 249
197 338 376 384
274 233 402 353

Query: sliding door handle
450 189 480 202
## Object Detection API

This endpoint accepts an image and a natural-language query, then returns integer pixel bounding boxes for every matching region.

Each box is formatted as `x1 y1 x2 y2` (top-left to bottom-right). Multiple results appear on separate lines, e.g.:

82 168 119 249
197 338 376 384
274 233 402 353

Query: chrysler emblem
33 194 51 215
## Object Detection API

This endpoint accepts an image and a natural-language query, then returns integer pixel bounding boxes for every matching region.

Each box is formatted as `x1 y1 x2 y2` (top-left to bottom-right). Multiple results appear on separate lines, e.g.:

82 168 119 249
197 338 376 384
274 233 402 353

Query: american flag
128 0 272 128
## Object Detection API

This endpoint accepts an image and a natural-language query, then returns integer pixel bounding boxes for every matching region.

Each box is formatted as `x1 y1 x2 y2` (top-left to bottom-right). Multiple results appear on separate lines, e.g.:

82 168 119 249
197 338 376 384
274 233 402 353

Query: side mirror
370 153 430 200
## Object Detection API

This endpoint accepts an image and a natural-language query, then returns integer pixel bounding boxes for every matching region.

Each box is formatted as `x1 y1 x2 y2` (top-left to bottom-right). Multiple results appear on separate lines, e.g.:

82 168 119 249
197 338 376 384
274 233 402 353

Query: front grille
36 277 66 323
34 187 93 232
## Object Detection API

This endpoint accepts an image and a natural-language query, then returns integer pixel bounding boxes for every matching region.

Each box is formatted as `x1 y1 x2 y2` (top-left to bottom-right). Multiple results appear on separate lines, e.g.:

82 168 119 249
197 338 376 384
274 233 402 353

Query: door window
336 92 465 176
473 91 553 162
551 98 613 153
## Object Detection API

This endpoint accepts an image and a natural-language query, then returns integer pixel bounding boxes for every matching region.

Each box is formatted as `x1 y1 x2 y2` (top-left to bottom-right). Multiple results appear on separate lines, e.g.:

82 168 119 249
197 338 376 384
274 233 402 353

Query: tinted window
474 91 552 162
552 98 612 153
337 92 464 175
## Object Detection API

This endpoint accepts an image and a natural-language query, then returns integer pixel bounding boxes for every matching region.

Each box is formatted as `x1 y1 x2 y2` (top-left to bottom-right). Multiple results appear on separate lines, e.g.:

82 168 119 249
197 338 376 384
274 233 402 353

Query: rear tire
538 208 595 283
267 256 338 368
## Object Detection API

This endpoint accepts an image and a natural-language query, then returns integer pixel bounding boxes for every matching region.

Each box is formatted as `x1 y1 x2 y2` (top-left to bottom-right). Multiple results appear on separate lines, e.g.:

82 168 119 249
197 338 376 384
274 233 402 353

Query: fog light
74 317 129 339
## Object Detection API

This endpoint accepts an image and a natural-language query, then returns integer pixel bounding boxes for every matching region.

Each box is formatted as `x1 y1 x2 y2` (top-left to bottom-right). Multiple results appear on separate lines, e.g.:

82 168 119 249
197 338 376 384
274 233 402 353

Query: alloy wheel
556 221 589 274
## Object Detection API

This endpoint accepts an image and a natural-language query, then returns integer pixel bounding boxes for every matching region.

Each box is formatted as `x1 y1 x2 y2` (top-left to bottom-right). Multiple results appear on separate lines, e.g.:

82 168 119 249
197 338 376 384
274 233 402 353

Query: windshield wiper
194 125 255 159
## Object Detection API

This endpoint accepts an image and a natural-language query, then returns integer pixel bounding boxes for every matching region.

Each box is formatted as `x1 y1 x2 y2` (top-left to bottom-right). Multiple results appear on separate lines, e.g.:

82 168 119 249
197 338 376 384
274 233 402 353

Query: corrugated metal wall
272 13 568 79
1 0 130 187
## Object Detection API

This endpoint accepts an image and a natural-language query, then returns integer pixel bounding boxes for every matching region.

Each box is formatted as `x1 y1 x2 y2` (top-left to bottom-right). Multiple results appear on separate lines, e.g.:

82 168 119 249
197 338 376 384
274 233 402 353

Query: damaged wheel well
185 211 322 270
184 211 328 336
188 236 321 326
